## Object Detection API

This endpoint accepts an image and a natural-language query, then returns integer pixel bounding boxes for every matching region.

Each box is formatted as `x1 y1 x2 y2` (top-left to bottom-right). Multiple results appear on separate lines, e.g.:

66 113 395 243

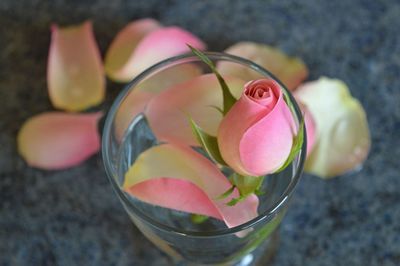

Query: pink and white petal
115 64 202 141
125 27 206 79
145 74 246 146
105 19 162 82
217 42 308 91
47 21 105 112
124 144 259 228
115 90 155 141
295 77 371 178
126 178 223 220
17 112 102 170
136 64 202 93
327 101 370 176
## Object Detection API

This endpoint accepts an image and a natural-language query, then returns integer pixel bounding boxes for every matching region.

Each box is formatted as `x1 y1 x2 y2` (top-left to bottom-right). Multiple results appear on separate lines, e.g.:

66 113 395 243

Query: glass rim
102 52 307 237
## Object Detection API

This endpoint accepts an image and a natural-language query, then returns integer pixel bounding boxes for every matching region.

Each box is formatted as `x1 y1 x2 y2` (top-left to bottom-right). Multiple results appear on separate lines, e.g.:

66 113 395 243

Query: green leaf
274 116 305 173
191 214 209 224
188 45 237 115
254 189 265 196
226 195 246 206
216 185 235 200
189 117 226 165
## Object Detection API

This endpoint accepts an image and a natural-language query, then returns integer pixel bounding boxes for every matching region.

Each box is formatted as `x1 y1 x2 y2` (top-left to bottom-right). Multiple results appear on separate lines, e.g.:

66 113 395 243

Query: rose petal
145 74 246 146
124 143 259 228
17 112 102 170
128 27 206 77
218 80 294 176
239 96 294 175
133 26 206 68
47 21 105 111
104 19 162 82
294 77 371 178
298 102 317 156
114 64 202 141
217 42 308 90
127 178 222 220
136 64 202 93
114 90 155 141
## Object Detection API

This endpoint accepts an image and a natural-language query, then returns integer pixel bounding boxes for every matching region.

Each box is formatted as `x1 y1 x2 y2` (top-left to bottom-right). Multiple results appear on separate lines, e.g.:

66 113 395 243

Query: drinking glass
102 52 306 265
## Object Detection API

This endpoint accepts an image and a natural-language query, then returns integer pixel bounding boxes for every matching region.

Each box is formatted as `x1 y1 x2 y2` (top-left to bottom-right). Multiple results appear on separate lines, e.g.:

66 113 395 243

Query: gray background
1 0 399 265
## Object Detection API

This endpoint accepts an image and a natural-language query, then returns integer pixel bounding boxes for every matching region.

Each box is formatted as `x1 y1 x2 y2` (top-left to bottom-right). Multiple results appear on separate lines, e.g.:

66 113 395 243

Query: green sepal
231 174 265 196
189 117 226 166
217 185 235 200
227 196 246 206
188 45 237 115
225 174 265 206
254 189 265 196
274 116 305 173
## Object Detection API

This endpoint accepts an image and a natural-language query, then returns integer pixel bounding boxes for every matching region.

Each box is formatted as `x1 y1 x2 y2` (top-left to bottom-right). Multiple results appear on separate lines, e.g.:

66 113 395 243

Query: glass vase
102 52 306 265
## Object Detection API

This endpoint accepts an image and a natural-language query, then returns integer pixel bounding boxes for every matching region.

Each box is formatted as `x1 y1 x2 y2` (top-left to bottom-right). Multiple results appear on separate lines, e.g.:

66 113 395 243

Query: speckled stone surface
1 0 399 265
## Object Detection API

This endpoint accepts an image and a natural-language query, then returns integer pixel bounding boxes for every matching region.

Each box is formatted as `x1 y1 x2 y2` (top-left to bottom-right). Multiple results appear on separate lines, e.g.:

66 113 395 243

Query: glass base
170 230 280 266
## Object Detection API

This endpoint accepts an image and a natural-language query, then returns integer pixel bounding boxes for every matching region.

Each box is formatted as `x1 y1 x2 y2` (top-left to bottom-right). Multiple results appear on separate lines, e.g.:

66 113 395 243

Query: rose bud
218 79 295 176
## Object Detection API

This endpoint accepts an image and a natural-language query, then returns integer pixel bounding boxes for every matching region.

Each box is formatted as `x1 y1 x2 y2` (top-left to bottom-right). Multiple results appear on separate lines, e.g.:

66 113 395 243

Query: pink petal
124 144 259 228
115 90 155 141
114 64 202 141
125 27 206 79
135 64 202 93
218 80 294 176
47 21 105 111
104 19 162 82
217 42 308 90
239 96 294 175
145 74 246 146
127 178 222 220
17 112 102 170
297 102 316 156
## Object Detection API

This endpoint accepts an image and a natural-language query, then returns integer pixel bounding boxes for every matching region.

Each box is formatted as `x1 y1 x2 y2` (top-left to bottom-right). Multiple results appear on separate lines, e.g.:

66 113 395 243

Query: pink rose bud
218 79 295 176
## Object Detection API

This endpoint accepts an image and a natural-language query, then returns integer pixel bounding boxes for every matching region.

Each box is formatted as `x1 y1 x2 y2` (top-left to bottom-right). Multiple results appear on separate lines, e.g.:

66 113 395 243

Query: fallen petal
126 26 206 80
48 21 105 111
105 19 162 82
124 144 259 228
217 42 308 90
145 74 246 146
294 77 371 178
17 112 102 170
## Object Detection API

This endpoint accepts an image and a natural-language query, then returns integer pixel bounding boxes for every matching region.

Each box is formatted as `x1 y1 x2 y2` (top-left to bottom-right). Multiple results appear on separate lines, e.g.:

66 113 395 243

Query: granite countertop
1 0 399 265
